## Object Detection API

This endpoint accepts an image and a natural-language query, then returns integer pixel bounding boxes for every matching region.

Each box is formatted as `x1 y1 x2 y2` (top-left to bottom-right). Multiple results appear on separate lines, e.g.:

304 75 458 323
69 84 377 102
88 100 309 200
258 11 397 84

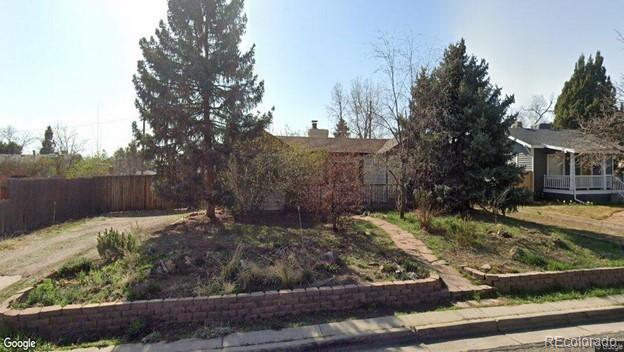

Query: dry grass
15 216 427 307
376 210 624 274
520 203 624 220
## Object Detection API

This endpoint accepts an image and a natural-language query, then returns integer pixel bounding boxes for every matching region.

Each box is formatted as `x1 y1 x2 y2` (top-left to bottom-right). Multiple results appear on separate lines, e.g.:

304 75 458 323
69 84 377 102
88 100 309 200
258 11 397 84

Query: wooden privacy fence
0 175 174 237
518 171 534 192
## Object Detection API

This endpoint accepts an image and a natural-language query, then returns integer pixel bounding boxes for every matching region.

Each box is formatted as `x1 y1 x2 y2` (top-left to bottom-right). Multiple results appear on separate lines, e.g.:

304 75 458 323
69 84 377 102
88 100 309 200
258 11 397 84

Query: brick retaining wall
0 276 444 340
463 266 624 293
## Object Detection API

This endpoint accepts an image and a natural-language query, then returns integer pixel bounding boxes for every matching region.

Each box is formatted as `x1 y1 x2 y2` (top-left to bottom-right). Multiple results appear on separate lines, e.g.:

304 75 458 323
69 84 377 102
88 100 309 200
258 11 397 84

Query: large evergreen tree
40 126 55 154
409 39 522 213
554 52 616 129
133 0 271 217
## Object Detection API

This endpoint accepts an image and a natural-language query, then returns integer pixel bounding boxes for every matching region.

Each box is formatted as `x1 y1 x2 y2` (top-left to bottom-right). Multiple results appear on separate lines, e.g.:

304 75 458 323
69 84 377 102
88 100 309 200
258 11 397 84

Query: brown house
270 121 399 209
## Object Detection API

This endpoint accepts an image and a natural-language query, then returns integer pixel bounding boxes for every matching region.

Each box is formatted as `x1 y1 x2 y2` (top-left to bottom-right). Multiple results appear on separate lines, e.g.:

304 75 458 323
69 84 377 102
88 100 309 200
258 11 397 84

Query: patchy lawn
14 216 427 308
519 203 624 220
375 211 624 274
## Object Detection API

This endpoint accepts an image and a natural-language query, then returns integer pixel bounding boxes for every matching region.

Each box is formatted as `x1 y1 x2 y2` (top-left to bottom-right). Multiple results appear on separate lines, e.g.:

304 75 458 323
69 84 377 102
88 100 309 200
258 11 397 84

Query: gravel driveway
0 210 187 295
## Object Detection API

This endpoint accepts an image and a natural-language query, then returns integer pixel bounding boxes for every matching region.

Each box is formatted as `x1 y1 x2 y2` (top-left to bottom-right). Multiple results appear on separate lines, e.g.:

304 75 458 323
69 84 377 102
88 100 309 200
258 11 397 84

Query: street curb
251 305 624 351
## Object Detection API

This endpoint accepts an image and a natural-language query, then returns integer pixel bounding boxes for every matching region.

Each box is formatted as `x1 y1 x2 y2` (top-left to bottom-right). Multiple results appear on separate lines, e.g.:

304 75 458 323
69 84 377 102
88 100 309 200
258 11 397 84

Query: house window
547 153 564 176
592 164 603 175
574 155 613 175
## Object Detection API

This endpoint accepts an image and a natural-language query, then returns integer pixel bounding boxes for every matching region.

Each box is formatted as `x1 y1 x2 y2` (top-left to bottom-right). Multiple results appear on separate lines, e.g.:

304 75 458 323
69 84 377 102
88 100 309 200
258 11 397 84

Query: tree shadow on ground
479 210 624 261
104 209 190 218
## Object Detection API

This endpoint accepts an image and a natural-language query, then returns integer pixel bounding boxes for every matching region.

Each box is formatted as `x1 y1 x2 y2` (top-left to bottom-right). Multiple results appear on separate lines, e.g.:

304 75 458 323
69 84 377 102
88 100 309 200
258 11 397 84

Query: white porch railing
544 175 570 190
544 175 624 190
576 175 605 189
613 177 624 191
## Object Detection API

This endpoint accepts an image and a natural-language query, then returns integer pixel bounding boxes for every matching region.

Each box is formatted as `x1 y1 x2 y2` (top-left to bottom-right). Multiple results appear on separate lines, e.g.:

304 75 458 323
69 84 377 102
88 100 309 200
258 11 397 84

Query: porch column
569 152 575 191
602 157 607 190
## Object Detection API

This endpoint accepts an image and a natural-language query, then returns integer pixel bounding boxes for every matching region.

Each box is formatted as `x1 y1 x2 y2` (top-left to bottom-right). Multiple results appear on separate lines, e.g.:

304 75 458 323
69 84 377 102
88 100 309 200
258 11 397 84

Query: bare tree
0 126 34 153
327 83 348 130
617 31 624 105
53 123 86 155
521 95 554 127
348 78 383 139
373 34 424 219
298 153 363 232
578 99 624 177
277 124 305 137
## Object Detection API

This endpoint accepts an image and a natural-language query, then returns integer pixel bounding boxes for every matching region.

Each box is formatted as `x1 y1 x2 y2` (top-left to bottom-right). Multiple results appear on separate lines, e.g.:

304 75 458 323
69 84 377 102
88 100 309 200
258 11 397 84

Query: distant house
509 124 624 202
270 120 624 208
272 120 398 208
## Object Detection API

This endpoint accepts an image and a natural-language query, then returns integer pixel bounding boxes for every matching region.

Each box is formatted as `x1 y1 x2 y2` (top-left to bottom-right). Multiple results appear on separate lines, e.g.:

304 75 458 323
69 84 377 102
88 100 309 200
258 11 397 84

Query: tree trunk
398 152 408 220
204 166 216 219
399 185 406 219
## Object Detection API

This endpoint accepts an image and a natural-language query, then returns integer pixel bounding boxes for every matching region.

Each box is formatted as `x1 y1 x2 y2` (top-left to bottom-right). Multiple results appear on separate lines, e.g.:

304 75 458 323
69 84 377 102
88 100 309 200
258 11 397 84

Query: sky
1 0 623 155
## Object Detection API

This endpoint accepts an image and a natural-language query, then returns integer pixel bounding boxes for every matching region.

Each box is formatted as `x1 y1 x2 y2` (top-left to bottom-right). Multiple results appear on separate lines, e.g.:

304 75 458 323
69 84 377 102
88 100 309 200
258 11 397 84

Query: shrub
435 217 484 248
96 228 138 262
273 260 310 289
221 135 290 216
314 262 340 274
20 279 74 307
511 247 546 267
221 243 244 281
274 261 297 289
56 257 94 279
414 189 436 231
297 154 363 232
301 268 314 283
193 280 225 296
126 317 151 340
402 259 420 273
236 262 278 292
127 282 161 301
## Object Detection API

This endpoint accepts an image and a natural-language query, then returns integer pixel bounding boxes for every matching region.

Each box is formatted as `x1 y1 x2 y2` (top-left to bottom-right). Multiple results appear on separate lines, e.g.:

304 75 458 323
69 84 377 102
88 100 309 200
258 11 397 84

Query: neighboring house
509 125 624 202
273 121 398 208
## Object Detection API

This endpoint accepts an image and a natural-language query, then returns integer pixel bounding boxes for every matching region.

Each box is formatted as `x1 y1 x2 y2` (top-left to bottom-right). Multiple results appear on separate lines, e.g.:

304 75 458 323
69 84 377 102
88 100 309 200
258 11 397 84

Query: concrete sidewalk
69 295 624 352
375 321 624 351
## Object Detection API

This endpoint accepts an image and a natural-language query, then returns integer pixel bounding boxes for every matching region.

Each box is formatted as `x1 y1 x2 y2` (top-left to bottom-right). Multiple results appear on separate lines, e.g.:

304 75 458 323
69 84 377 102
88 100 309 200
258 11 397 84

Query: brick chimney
308 120 329 138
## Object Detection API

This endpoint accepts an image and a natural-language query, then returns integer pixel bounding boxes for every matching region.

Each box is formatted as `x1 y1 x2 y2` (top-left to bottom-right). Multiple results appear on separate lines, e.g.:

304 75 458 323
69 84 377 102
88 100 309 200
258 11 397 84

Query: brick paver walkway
356 216 478 291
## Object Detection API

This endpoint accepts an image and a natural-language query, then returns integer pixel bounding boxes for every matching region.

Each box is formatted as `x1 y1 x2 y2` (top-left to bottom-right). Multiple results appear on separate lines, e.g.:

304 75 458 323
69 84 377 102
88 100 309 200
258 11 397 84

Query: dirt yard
15 215 428 307
0 210 188 301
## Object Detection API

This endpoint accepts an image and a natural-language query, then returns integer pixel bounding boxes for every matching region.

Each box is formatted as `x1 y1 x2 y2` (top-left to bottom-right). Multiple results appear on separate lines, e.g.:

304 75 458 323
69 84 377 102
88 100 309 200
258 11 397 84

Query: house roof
509 128 622 154
276 136 390 154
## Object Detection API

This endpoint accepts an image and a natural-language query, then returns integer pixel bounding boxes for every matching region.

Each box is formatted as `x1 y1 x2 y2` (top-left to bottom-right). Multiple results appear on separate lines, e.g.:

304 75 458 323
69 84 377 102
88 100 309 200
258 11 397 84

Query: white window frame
546 153 565 176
